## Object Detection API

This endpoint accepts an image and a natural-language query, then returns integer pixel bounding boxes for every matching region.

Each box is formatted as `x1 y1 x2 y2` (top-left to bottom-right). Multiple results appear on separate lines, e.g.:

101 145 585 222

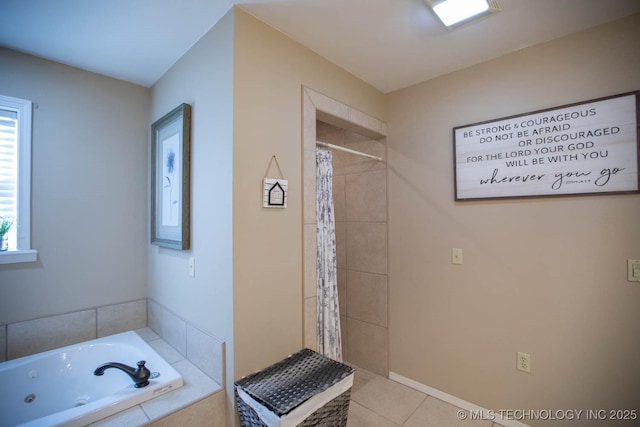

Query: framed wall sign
262 155 288 208
151 103 191 249
454 91 639 200
263 178 288 208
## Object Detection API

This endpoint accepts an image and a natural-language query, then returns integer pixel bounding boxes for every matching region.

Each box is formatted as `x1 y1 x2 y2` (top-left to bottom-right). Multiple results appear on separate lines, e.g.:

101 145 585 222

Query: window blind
0 109 18 230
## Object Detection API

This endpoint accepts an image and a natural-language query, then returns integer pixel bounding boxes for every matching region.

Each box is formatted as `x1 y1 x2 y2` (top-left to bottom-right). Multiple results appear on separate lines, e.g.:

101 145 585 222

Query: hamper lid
235 348 354 417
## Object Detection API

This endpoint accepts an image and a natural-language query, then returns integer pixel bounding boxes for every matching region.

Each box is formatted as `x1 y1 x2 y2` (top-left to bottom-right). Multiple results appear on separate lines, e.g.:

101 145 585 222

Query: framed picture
454 91 639 200
151 103 191 249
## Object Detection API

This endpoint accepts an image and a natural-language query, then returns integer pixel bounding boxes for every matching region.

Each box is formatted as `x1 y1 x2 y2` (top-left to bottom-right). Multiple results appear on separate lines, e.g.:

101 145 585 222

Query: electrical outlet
517 352 531 373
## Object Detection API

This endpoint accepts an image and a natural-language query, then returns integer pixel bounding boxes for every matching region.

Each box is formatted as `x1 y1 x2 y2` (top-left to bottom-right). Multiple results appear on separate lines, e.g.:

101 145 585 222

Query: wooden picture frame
151 103 191 249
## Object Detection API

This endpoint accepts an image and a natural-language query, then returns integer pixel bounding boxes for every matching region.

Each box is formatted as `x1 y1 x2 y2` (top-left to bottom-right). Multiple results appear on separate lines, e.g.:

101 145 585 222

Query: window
0 94 36 264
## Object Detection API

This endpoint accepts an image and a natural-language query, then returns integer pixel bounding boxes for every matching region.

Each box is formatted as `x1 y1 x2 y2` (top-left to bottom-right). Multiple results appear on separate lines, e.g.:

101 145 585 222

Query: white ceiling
2 0 639 93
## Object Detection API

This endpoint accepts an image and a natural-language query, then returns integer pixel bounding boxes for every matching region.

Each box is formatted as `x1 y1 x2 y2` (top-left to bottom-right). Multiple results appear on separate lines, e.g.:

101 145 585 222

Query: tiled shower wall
317 121 389 376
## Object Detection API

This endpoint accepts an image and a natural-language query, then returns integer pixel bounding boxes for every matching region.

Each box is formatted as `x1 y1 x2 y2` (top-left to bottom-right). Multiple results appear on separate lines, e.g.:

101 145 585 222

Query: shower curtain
316 149 342 361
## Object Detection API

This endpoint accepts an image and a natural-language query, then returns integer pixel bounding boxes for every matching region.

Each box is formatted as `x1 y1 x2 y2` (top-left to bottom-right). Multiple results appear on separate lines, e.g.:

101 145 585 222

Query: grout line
398 394 428 426
350 367 426 426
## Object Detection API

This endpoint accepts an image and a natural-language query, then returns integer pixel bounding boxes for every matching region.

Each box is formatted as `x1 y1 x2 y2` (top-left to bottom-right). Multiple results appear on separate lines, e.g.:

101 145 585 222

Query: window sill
0 249 38 264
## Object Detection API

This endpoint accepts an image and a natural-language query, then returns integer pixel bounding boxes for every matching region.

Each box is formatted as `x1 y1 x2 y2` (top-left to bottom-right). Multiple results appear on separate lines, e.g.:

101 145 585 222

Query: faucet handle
134 360 151 388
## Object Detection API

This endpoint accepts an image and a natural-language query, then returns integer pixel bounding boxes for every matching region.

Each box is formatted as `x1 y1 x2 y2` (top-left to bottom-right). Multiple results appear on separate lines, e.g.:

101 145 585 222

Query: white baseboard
388 371 529 427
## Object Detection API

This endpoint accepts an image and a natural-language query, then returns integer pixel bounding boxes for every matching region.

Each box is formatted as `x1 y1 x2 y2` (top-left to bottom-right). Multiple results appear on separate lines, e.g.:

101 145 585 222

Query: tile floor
347 366 504 427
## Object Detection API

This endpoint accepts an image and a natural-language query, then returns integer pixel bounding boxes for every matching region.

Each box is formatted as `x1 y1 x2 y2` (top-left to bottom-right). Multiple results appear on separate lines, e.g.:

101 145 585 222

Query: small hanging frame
263 155 288 208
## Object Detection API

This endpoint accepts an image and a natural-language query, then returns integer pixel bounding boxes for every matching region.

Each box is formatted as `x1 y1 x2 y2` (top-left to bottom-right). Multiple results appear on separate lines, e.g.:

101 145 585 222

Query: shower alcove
302 87 389 376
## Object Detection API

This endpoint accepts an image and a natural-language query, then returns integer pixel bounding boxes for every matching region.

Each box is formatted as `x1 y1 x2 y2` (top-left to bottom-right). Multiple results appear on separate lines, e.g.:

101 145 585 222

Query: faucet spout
93 360 151 388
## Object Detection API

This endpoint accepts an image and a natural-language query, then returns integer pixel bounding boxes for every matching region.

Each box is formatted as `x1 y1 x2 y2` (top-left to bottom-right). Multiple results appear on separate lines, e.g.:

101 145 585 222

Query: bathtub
0 331 183 427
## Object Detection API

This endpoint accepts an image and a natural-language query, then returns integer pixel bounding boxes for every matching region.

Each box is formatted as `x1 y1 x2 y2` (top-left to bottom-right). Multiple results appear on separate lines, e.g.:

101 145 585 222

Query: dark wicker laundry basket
234 348 354 427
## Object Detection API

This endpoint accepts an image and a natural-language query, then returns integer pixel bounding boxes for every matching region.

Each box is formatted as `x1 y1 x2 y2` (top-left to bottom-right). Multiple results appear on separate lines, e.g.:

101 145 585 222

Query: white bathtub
0 331 183 427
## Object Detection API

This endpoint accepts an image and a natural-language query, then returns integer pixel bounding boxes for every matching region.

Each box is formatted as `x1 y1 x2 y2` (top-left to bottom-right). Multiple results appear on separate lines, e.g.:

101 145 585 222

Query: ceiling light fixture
426 0 500 28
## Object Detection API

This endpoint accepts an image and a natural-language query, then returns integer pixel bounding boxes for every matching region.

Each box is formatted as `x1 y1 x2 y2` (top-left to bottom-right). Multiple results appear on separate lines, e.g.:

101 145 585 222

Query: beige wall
148 8 235 412
4 8 638 426
0 48 149 324
387 14 640 425
232 8 386 379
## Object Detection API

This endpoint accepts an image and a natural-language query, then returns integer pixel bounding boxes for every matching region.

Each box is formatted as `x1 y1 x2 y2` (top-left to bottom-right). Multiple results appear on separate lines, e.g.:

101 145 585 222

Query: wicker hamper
234 348 354 427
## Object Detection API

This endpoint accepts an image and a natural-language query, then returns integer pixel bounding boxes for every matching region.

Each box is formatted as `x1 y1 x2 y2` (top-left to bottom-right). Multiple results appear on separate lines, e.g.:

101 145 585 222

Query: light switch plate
452 248 463 265
628 259 640 282
188 257 195 277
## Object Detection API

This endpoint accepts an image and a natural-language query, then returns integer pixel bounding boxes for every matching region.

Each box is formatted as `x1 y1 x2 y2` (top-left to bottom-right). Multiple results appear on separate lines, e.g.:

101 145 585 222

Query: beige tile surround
2 299 147 360
0 325 5 363
0 302 226 426
89 328 225 427
147 299 225 386
302 86 389 375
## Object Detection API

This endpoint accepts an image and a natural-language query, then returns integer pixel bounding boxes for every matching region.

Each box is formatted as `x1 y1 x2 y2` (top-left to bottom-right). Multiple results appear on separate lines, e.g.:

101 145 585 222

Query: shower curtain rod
316 141 383 162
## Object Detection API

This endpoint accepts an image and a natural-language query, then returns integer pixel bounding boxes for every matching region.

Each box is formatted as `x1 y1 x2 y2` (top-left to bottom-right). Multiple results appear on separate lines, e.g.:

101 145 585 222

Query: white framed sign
263 178 288 208
454 91 639 200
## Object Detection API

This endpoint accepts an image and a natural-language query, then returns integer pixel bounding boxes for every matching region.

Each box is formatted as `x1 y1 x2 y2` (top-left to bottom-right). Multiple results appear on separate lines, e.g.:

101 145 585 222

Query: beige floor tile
347 402 399 427
351 376 426 425
403 397 493 427
351 366 377 393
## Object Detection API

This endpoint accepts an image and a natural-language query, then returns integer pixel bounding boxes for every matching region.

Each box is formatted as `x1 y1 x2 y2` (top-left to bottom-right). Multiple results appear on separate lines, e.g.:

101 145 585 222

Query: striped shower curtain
316 149 342 361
